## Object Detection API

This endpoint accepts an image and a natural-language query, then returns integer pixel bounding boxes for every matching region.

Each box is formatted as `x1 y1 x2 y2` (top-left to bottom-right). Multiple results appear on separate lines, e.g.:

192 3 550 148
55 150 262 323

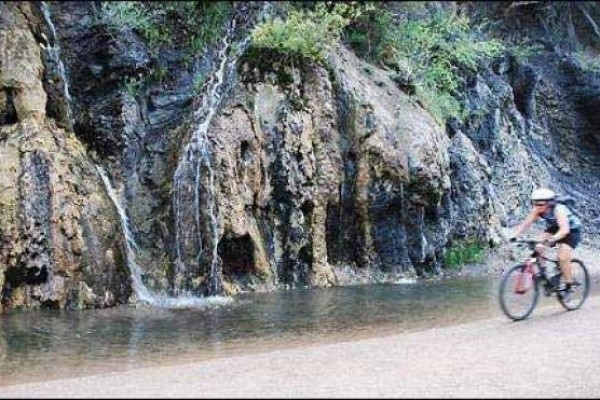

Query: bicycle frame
516 241 561 296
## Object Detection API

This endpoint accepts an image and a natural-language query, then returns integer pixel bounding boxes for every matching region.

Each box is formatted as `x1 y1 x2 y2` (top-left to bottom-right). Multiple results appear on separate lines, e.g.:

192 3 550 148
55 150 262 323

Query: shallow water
0 275 581 386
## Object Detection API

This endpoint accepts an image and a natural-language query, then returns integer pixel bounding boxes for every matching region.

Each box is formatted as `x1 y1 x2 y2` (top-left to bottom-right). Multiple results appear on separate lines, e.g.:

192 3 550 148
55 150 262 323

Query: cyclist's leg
557 229 581 289
557 243 573 286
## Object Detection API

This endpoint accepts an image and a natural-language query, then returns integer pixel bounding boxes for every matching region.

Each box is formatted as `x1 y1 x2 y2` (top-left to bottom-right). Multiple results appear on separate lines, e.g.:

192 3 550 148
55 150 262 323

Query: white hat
530 188 556 201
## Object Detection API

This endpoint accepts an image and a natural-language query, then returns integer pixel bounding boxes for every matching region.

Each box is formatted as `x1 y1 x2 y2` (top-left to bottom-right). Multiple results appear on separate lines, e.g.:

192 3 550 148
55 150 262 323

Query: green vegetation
124 75 143 97
250 2 507 123
347 7 505 123
192 74 206 96
99 2 169 49
99 2 231 54
573 51 600 72
507 42 545 64
443 240 487 269
98 2 232 89
102 0 590 125
250 3 369 64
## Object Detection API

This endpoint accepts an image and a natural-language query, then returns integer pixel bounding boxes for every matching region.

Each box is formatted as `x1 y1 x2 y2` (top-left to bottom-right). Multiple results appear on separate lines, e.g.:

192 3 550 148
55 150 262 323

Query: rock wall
202 46 452 291
0 3 131 311
0 1 599 310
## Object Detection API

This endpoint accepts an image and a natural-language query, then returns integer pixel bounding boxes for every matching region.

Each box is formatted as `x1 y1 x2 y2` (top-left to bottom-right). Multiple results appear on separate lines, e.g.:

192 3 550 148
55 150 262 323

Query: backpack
555 194 575 208
554 194 583 219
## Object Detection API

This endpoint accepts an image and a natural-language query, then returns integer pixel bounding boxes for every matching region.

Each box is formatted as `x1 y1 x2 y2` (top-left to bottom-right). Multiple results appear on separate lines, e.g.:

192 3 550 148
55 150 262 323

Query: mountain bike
498 239 590 321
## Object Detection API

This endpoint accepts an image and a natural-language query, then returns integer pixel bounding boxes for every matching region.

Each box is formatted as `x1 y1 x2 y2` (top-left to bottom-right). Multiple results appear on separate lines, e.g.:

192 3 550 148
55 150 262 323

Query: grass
443 240 487 270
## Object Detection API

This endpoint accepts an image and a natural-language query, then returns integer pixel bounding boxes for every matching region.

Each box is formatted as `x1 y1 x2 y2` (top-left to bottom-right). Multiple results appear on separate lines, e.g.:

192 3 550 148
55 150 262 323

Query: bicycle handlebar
511 238 540 245
510 238 556 249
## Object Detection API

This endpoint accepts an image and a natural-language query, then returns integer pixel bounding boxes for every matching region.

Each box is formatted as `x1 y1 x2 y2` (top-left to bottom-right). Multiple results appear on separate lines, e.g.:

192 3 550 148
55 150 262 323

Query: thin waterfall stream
39 1 74 131
172 18 252 296
96 165 232 308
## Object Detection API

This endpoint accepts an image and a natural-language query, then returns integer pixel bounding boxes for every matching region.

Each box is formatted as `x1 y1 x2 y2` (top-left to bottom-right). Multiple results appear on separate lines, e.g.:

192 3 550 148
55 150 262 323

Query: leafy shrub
250 3 364 63
572 51 600 72
100 2 231 53
99 2 171 49
348 8 505 123
506 41 545 64
443 240 487 270
97 2 232 91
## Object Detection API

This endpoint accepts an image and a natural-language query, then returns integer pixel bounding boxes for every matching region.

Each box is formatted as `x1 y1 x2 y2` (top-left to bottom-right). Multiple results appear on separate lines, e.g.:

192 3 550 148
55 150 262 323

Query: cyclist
509 188 582 301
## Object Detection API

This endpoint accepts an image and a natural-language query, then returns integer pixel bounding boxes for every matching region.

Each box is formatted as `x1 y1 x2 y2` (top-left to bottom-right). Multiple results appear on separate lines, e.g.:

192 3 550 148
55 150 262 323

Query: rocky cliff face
0 2 130 310
0 1 598 311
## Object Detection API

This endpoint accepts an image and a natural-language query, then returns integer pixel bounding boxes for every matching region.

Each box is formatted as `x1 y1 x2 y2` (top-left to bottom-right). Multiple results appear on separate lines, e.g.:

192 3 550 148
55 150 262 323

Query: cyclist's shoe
557 282 573 292
559 284 574 305
560 291 573 306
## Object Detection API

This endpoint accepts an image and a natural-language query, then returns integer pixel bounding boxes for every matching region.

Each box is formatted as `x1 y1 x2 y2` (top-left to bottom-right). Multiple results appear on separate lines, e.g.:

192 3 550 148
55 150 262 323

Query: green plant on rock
507 41 545 64
100 1 171 50
347 7 505 123
98 1 232 88
151 65 169 85
573 51 600 72
443 240 487 270
100 2 231 53
250 2 367 64
396 13 503 122
192 74 205 96
124 75 144 96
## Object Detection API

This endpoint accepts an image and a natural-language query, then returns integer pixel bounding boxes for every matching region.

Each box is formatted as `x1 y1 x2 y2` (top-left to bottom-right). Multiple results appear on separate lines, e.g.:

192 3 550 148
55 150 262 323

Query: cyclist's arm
549 205 571 242
512 210 538 237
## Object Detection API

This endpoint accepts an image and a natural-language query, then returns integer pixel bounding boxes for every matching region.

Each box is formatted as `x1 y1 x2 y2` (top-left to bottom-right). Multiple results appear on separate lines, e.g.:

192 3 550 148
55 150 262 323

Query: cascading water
39 2 74 130
172 18 253 296
96 165 232 308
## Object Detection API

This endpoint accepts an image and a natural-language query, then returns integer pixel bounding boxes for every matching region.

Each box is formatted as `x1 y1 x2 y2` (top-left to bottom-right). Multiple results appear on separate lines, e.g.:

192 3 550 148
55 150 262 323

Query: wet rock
0 3 131 312
0 2 47 121
0 119 132 311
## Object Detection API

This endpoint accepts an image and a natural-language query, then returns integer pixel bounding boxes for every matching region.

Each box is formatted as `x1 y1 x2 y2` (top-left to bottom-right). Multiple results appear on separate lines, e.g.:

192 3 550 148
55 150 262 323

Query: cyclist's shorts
544 227 582 248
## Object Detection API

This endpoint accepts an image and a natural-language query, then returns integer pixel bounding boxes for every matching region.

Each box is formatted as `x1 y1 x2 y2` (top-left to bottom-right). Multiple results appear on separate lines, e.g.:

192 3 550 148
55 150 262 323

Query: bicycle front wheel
558 259 590 311
499 264 539 321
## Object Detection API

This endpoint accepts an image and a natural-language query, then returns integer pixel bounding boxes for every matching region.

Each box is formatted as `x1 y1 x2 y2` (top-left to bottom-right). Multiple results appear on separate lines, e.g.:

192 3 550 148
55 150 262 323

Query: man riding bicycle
509 188 582 302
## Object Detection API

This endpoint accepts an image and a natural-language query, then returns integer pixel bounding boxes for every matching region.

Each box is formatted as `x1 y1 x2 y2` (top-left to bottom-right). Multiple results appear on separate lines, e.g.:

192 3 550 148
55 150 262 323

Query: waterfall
39 1 74 130
172 17 253 296
96 165 232 308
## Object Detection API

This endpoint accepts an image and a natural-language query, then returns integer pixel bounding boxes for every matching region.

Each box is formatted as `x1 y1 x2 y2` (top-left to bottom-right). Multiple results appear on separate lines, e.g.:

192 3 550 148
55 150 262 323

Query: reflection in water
2 277 501 385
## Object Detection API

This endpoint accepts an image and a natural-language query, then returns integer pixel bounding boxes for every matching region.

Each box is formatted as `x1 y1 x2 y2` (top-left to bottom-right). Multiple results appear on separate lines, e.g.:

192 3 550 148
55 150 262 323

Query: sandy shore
2 293 600 398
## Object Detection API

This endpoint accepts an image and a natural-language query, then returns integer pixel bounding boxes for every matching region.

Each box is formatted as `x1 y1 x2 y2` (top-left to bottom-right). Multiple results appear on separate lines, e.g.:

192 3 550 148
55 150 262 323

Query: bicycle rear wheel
499 264 539 320
558 259 589 311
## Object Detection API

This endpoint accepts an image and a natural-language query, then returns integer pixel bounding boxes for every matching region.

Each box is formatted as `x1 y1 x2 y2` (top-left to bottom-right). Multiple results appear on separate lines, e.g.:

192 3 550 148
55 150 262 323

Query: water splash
392 277 418 285
96 165 233 309
172 17 254 296
39 2 74 130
